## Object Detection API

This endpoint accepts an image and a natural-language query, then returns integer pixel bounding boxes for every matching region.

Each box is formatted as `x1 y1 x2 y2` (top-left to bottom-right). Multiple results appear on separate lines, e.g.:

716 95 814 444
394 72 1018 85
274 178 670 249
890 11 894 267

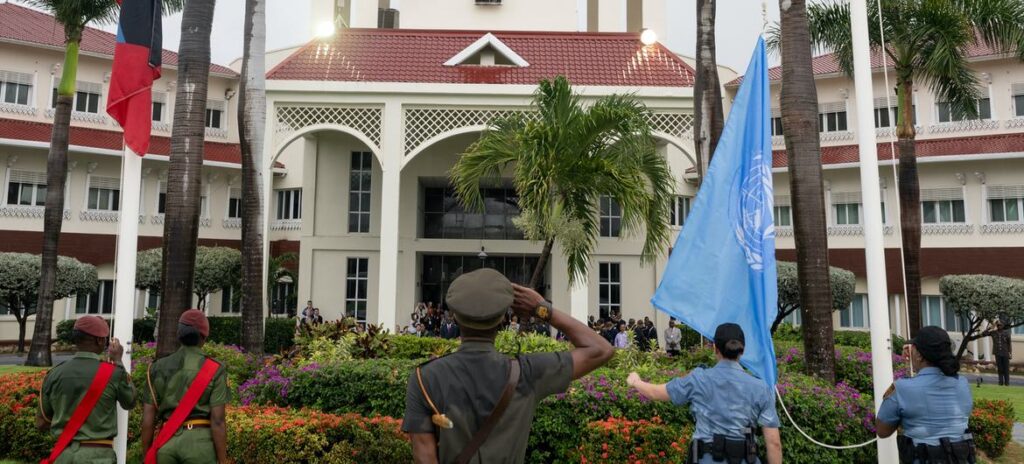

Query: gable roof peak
444 32 529 67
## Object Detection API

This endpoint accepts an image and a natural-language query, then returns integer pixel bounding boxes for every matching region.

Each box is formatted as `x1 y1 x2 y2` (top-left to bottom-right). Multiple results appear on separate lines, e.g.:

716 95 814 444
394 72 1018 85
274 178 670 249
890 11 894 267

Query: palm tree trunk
693 0 724 185
896 77 922 338
27 36 82 366
527 238 555 292
157 0 217 358
239 0 267 354
779 0 835 382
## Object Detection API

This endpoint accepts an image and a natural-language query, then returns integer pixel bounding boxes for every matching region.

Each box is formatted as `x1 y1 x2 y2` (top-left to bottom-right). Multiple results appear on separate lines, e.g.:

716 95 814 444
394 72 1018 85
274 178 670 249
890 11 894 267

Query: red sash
41 362 116 464
144 358 220 464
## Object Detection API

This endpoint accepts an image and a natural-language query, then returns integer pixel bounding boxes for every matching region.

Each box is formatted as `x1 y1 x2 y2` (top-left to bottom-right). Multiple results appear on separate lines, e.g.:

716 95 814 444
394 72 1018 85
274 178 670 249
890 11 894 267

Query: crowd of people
402 302 555 339
588 313 661 351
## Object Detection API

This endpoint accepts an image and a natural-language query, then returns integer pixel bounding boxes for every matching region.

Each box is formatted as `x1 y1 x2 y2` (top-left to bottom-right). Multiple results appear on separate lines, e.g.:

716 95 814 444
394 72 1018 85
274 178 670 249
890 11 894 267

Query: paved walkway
0 353 72 365
962 372 1024 387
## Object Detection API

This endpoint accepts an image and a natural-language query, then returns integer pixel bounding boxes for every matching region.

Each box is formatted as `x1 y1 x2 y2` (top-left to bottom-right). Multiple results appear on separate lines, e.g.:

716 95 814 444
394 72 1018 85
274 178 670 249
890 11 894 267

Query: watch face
536 306 550 320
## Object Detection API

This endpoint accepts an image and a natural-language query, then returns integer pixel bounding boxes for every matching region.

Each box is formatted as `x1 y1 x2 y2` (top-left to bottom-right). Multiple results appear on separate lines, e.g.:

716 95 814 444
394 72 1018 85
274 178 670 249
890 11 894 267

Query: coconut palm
451 76 673 290
238 0 267 353
779 0 837 381
806 0 1024 338
157 0 217 358
24 0 183 367
693 0 724 184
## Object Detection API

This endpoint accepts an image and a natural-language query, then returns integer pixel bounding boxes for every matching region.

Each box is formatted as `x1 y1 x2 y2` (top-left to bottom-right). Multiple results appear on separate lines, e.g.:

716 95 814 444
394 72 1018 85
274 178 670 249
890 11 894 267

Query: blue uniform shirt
877 367 972 446
666 360 781 442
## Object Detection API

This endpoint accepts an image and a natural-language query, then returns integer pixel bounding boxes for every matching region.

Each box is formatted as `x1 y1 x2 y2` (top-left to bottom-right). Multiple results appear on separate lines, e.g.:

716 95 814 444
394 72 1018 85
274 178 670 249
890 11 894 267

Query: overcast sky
16 0 782 74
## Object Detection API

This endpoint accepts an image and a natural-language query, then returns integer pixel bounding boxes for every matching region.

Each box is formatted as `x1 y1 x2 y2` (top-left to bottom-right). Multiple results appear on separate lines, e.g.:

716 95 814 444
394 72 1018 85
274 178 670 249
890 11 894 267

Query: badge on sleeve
883 383 895 400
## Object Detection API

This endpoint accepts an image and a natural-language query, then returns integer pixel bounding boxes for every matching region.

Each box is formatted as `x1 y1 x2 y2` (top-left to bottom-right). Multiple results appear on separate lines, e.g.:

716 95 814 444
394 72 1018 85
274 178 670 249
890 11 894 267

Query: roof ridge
339 27 644 39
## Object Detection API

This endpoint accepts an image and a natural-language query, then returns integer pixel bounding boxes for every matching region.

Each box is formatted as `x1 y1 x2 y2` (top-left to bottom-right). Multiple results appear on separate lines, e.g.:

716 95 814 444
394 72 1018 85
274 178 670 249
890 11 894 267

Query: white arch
402 125 489 170
651 130 697 169
271 123 383 168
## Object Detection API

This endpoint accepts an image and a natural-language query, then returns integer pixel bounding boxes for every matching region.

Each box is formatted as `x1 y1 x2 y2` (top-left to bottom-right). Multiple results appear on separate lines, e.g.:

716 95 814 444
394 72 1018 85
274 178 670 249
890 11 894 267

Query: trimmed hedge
56 316 295 354
576 417 692 463
774 324 906 353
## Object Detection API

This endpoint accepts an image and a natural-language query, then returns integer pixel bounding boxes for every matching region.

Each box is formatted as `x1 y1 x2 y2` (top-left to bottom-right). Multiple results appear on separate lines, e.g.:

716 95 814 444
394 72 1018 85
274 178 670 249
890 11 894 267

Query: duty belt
689 433 758 464
897 435 976 464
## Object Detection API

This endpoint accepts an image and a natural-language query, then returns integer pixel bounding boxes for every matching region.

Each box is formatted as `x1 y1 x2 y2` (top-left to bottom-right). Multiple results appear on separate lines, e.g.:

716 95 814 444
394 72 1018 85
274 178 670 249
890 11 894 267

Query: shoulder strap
454 358 521 464
41 362 115 464
144 358 220 464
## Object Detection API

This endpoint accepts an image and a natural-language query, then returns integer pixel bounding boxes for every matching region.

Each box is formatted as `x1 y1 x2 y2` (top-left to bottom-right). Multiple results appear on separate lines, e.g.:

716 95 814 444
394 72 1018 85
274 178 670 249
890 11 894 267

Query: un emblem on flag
733 151 775 271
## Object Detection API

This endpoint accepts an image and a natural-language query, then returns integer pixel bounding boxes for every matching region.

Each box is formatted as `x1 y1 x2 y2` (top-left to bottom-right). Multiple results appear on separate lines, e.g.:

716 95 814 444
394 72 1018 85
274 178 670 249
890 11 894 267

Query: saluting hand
511 284 545 316
108 338 124 364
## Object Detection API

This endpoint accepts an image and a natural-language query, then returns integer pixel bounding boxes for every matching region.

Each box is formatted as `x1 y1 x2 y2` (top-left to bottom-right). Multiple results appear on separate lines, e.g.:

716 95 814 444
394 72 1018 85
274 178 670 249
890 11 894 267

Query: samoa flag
106 0 162 156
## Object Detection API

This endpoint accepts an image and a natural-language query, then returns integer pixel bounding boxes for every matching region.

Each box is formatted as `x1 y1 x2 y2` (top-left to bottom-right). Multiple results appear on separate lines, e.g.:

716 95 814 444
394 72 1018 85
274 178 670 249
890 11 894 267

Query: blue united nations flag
651 37 778 387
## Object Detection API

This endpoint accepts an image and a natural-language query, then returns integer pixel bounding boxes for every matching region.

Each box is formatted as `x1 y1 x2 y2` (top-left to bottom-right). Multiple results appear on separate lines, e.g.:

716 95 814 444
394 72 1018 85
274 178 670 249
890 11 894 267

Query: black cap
909 326 953 363
714 323 745 347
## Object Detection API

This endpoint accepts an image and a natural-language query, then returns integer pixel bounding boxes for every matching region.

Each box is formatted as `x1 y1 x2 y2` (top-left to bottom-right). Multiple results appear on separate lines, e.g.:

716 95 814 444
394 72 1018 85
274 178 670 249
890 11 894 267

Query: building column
570 281 589 323
377 102 402 332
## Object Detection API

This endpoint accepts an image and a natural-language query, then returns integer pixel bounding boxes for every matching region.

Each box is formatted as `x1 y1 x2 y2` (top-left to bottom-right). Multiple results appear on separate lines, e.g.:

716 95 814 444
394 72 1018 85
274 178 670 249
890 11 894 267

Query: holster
688 433 757 464
899 435 976 464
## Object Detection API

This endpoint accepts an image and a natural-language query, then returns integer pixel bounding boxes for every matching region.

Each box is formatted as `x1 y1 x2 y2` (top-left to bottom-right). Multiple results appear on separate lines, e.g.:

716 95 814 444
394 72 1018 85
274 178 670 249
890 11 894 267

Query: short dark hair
718 339 745 360
177 323 202 346
70 329 94 345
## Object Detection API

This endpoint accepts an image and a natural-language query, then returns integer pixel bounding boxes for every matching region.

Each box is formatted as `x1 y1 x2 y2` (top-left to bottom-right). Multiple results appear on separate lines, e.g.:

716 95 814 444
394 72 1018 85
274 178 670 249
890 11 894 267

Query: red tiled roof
267 29 695 87
771 132 1024 168
0 2 236 76
0 117 247 165
728 41 1005 87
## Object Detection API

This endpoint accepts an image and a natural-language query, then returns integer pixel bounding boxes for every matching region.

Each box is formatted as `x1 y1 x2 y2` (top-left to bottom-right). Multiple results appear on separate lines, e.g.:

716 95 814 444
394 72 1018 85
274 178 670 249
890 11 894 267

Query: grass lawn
972 384 1024 421
0 365 43 376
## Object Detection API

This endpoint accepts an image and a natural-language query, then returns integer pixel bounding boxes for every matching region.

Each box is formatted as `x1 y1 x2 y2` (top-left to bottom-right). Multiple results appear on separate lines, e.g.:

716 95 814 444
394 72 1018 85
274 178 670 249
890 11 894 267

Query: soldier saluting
36 315 136 464
403 268 615 464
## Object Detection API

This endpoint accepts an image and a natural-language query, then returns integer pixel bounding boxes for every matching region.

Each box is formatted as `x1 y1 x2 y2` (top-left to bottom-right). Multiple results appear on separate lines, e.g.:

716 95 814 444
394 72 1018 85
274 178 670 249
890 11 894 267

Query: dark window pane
979 98 991 119
358 257 368 274
7 183 19 205
1015 95 1024 117
952 200 965 222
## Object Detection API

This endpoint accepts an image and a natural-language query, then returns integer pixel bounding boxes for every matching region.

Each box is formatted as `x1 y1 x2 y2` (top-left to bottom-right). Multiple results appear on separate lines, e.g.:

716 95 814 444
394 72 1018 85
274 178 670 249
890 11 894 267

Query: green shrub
131 342 264 400
970 399 1015 457
774 373 877 463
575 416 691 463
388 335 459 360
280 359 416 417
304 336 354 365
133 317 157 344
55 319 75 345
495 329 572 355
57 317 293 354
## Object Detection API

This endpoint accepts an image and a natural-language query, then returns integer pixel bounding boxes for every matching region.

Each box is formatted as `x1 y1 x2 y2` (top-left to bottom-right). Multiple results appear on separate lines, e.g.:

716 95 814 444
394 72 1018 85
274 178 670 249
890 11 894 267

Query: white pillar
262 98 276 320
112 147 142 464
597 0 627 32
576 0 588 31
376 102 402 332
848 0 898 461
570 281 589 323
350 0 378 28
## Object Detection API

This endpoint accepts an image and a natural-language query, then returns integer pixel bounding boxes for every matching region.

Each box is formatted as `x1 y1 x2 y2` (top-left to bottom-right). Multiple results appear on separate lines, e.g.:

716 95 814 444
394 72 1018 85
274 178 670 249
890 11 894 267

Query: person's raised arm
625 372 670 401
762 427 782 464
511 284 614 379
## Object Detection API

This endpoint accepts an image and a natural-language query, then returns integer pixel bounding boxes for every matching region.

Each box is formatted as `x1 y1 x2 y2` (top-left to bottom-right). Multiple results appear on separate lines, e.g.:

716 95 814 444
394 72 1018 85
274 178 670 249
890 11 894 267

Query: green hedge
774 324 906 353
56 316 295 354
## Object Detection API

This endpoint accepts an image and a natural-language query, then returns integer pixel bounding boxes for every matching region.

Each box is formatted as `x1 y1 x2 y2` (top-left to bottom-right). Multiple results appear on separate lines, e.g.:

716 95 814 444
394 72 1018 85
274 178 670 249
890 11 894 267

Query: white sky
15 0 782 74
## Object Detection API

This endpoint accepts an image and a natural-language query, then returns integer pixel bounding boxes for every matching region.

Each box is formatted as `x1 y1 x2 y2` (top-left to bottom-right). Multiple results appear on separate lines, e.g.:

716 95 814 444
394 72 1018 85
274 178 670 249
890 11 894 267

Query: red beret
179 309 210 338
73 316 109 338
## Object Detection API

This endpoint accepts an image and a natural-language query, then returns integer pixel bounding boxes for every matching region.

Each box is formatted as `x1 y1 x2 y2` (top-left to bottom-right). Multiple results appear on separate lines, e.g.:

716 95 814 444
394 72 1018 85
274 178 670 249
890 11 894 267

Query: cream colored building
727 46 1024 359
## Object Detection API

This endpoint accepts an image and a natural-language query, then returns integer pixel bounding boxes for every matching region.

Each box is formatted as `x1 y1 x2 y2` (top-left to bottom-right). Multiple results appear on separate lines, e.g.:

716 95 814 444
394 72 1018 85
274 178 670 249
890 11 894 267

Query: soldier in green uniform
403 268 615 464
141 309 230 464
36 315 135 463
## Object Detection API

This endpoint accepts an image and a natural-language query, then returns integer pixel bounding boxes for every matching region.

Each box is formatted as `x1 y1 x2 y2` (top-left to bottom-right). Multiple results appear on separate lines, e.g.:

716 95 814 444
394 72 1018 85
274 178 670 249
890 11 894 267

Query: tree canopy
0 253 97 304
940 274 1024 357
774 261 856 333
136 247 241 309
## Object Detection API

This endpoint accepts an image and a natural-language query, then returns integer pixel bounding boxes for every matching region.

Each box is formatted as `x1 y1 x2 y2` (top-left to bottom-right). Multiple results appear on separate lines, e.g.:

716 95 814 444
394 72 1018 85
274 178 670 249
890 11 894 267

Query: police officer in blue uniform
877 325 975 463
627 323 782 464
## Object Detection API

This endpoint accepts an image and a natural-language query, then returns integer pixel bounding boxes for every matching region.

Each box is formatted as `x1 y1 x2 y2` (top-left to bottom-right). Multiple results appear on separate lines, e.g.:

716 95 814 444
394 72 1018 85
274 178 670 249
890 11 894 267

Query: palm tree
779 0 836 382
806 0 1024 338
157 0 217 358
24 0 182 366
238 0 267 353
693 0 724 184
451 76 674 290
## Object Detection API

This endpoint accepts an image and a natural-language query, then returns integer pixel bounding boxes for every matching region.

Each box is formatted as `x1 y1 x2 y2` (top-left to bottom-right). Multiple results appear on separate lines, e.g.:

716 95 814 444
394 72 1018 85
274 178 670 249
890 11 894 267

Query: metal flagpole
847 0 898 461
112 145 142 464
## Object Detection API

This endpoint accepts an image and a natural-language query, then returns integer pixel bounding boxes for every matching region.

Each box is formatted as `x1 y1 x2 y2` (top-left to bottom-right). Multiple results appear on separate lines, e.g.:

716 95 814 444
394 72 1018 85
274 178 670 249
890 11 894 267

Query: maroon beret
179 309 210 338
73 316 109 338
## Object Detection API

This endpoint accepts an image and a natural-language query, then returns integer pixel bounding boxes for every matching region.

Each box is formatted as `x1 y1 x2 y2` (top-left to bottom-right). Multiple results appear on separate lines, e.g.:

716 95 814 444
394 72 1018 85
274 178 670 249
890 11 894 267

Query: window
276 189 302 220
873 105 916 128
987 186 1024 223
227 188 242 219
220 287 240 313
76 280 115 314
780 310 801 327
346 258 369 323
87 177 120 211
1014 324 1024 336
840 294 869 328
670 195 691 227
921 295 965 333
0 71 32 105
349 151 372 233
833 203 860 225
922 200 966 224
818 103 848 133
146 290 160 311
773 205 792 227
1016 95 1024 118
6 170 47 206
770 116 784 136
598 262 621 320
152 102 164 122
156 182 204 216
205 100 226 129
599 196 622 237
52 86 101 113
421 255 540 307
272 281 295 315
936 98 991 123
421 185 523 240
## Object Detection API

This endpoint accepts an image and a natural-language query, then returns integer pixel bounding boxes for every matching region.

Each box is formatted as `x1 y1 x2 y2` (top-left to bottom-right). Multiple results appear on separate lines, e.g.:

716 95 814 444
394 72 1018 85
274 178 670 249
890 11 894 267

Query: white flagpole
847 0 898 461
113 145 142 464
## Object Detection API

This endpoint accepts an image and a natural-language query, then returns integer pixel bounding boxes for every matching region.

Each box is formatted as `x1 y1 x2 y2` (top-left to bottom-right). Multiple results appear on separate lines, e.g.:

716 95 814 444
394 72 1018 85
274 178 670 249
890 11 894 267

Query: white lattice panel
646 112 694 140
275 106 382 149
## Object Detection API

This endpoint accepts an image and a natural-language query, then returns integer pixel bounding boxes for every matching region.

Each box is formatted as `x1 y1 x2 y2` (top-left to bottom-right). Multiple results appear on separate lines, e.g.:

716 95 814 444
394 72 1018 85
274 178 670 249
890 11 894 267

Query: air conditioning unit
476 0 502 5
378 8 399 28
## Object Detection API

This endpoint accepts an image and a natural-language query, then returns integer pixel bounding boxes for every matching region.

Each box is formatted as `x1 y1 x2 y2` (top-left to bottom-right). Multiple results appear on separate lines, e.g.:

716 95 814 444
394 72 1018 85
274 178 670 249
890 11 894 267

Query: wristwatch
535 301 553 322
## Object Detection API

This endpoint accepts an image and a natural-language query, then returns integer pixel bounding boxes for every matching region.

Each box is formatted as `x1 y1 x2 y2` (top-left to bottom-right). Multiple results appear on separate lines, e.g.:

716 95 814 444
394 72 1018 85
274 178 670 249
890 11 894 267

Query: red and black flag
106 0 162 155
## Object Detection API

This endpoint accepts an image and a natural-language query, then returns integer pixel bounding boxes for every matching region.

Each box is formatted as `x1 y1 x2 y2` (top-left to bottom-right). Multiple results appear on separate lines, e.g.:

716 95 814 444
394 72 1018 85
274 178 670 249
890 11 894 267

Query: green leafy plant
970 399 1015 458
775 261 855 333
575 416 691 464
940 274 1024 357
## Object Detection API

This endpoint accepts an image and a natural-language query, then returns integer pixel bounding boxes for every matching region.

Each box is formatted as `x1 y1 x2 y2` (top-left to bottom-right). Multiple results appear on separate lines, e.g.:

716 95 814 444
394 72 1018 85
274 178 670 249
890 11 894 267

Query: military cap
446 268 513 330
179 309 210 337
74 315 110 338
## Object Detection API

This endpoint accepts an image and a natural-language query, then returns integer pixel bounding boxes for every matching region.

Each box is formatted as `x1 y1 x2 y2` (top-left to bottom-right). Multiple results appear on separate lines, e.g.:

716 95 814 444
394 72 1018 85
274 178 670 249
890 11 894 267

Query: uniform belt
78 439 114 448
182 419 211 429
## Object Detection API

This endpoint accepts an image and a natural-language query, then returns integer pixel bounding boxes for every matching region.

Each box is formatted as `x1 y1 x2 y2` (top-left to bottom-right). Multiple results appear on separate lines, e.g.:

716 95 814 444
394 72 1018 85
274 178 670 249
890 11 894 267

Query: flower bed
972 400 1015 457
576 417 692 464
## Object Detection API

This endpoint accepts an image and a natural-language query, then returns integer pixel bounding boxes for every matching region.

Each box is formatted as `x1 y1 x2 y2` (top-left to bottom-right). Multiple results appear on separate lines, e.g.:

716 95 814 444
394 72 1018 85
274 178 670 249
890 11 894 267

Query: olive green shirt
39 352 136 441
143 346 229 421
403 341 573 464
